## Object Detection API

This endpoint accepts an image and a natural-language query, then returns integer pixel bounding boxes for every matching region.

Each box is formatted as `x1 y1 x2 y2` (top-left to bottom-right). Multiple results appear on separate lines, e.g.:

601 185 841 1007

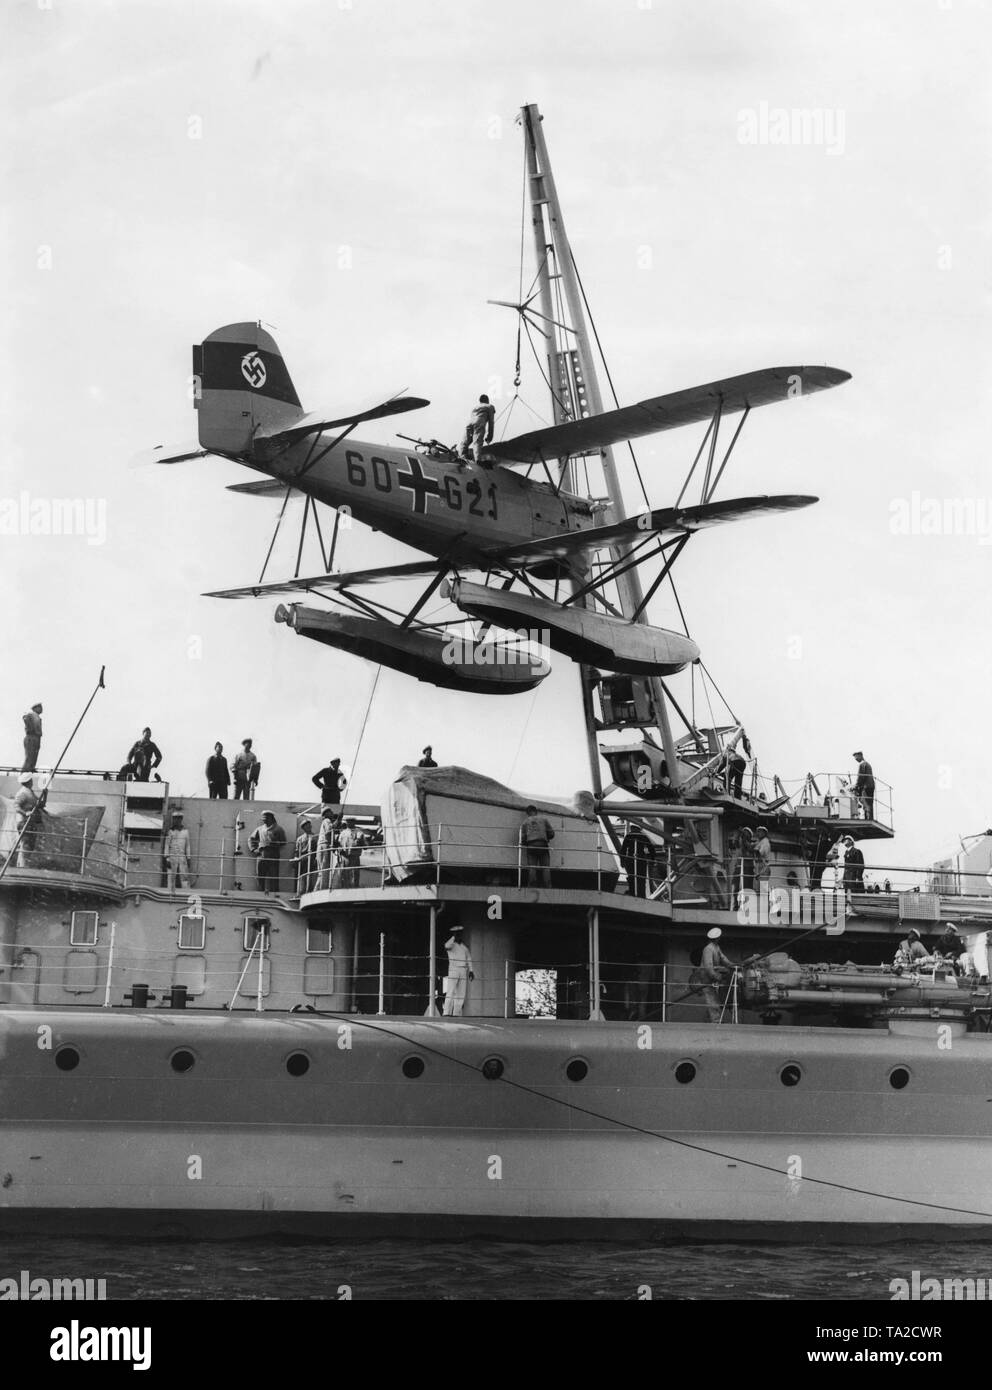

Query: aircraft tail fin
193 323 304 455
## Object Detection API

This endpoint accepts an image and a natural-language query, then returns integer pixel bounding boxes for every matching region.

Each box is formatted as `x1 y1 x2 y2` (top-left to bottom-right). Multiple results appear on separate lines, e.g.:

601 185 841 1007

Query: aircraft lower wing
485 494 817 567
488 365 850 465
205 558 452 599
205 496 814 598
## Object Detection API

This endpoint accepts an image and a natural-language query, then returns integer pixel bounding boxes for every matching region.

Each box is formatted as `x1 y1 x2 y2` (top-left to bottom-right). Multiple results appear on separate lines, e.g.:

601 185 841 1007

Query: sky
3 0 990 877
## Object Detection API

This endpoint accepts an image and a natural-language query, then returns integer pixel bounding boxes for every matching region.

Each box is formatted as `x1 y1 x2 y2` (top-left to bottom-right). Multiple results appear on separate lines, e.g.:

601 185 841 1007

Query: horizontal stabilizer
256 395 430 445
130 440 210 467
488 365 850 465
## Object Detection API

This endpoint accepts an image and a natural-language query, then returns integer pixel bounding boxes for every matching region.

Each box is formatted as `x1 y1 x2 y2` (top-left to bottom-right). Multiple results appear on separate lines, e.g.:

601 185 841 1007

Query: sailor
842 834 865 892
206 742 230 799
731 827 755 904
895 927 929 968
519 804 555 888
294 818 316 895
233 739 259 800
460 394 495 464
852 751 875 821
418 746 438 768
727 746 746 798
936 924 967 972
753 824 772 887
337 817 362 888
249 810 286 893
312 758 347 822
22 702 43 772
442 926 474 1017
700 927 736 1024
316 809 336 890
164 811 191 893
14 772 40 866
127 727 162 782
619 822 654 899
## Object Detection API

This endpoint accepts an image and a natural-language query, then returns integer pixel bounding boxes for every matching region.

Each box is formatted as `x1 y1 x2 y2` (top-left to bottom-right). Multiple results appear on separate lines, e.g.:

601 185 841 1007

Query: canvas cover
0 797 109 877
383 765 593 881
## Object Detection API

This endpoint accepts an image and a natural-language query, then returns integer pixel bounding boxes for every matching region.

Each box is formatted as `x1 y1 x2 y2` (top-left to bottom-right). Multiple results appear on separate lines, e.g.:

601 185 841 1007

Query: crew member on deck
312 758 347 822
418 746 438 768
520 804 555 888
895 927 929 968
937 924 967 973
753 825 771 888
295 818 316 895
460 394 495 464
700 927 736 1023
22 702 43 772
164 811 191 892
233 739 259 800
206 742 230 799
727 746 746 798
619 822 654 899
337 817 362 888
840 834 866 893
14 772 40 866
249 810 286 893
316 809 336 890
127 728 162 782
852 751 875 821
442 926 474 1017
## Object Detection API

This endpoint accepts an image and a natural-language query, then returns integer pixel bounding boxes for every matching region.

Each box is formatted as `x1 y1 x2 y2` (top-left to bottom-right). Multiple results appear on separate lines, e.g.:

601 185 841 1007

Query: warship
3 104 990 1242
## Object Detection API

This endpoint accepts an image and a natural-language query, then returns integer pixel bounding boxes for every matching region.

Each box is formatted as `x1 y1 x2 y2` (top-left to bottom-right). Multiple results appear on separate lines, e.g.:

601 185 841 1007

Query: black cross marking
397 456 442 514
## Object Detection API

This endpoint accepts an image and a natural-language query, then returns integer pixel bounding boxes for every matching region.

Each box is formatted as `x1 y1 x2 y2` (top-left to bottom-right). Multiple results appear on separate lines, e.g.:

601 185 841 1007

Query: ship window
55 1046 80 1071
674 1061 697 1085
889 1066 911 1090
566 1058 589 1082
177 913 205 951
306 927 333 954
286 1052 311 1077
69 911 99 946
481 1057 505 1080
402 1055 425 1079
243 916 271 951
170 1049 196 1073
779 1063 802 1087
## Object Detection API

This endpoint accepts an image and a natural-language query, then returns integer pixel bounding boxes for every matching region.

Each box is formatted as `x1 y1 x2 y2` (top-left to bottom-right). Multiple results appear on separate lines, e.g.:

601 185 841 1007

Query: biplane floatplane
142 319 849 694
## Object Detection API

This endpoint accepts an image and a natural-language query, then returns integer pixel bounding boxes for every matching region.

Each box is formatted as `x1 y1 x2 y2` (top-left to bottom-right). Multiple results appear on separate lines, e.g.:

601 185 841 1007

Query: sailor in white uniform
442 927 474 1017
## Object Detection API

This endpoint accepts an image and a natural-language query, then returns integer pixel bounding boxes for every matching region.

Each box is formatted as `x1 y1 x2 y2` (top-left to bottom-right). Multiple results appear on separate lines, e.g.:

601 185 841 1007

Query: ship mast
521 103 683 795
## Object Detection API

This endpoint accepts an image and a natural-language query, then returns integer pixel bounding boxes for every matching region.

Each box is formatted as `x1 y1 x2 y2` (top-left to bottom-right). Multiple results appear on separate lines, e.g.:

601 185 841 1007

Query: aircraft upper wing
256 395 430 445
487 365 850 465
485 494 818 567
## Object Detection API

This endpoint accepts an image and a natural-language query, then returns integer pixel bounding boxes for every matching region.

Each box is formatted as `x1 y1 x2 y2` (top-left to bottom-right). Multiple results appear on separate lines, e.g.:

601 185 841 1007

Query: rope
569 249 651 509
341 665 382 816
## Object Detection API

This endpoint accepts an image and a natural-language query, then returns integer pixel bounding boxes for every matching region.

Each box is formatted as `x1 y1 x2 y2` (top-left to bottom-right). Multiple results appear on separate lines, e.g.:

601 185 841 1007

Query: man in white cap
14 772 40 866
164 810 191 892
841 834 865 892
22 702 43 772
700 927 736 1023
442 926 474 1016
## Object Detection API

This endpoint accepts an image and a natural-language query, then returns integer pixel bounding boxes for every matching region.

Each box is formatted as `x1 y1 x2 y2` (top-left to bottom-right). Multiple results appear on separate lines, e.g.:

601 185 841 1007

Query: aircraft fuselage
252 436 598 566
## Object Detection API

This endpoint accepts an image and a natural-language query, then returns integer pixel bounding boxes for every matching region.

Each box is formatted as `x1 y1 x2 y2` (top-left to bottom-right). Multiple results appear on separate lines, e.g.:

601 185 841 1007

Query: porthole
54 1046 80 1072
170 1049 196 1074
402 1055 425 1079
674 1061 697 1085
889 1066 910 1090
481 1057 504 1080
779 1063 802 1087
565 1058 588 1082
286 1052 310 1077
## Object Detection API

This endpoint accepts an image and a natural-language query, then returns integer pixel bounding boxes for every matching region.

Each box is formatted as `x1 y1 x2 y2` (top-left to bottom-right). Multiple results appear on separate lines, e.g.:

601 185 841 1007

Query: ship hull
2 1008 991 1240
